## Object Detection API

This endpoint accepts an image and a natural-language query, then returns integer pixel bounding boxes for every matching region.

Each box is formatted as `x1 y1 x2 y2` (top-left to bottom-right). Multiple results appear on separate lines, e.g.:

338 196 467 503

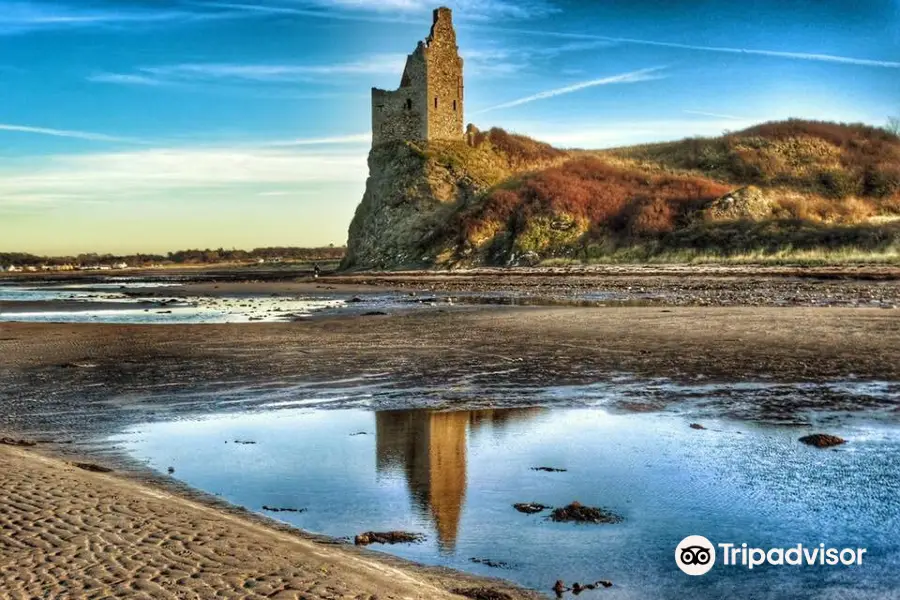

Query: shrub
458 157 729 248
471 127 565 165
608 119 900 199
626 197 677 236
863 165 900 199
818 169 860 198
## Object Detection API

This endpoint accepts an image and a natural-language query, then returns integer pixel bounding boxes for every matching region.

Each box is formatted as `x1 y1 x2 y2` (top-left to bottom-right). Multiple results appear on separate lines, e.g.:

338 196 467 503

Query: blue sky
1 0 898 255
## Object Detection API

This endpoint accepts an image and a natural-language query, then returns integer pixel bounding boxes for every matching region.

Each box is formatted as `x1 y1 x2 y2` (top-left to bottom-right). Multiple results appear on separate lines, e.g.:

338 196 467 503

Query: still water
0 282 345 323
111 406 900 599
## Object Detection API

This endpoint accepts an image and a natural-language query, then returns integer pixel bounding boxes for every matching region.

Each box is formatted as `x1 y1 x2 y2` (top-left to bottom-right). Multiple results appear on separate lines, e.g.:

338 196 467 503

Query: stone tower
371 7 464 146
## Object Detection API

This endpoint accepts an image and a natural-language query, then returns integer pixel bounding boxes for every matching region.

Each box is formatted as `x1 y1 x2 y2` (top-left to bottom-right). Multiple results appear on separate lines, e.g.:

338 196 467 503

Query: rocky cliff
342 129 566 269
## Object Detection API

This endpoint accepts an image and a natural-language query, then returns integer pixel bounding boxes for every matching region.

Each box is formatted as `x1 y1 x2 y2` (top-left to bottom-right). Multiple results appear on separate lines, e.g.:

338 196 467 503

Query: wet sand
2 306 899 437
0 444 536 600
2 268 900 598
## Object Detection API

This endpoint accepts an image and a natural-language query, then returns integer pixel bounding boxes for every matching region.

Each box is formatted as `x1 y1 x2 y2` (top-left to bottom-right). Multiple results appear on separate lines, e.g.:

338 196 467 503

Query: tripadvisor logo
676 535 716 575
676 536 868 575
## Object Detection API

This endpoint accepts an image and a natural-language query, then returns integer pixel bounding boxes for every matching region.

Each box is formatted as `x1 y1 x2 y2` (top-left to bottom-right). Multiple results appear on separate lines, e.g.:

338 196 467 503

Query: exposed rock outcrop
343 141 482 269
343 132 565 270
700 186 776 222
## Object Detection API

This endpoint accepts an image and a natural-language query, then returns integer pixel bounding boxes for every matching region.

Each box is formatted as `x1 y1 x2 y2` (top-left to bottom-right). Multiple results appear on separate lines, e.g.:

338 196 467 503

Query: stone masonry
371 7 464 146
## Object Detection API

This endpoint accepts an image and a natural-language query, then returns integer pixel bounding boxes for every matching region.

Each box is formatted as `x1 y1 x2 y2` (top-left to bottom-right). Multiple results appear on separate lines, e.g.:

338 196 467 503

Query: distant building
4 265 22 273
113 262 128 270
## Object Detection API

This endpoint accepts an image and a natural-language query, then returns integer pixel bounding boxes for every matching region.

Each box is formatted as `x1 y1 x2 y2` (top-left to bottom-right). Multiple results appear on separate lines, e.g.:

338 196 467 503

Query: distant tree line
0 246 346 267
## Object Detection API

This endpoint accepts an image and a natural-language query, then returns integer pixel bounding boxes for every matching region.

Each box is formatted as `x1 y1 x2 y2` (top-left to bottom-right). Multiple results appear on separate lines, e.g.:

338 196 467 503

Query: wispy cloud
315 0 559 20
477 67 665 113
263 133 370 147
0 119 372 151
683 110 748 121
0 1 221 35
0 123 144 144
481 26 900 69
92 54 407 86
88 73 168 86
195 1 416 24
198 0 558 22
0 147 368 210
463 39 616 77
149 54 406 79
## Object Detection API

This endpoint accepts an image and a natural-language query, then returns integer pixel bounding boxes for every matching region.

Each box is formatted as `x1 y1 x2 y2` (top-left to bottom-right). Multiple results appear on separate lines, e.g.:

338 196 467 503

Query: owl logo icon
676 536 716 575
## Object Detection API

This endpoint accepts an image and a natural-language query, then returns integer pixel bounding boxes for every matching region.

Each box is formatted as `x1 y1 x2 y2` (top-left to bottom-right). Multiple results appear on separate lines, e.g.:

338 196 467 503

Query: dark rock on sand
354 531 424 546
799 433 846 448
553 578 613 596
451 587 512 600
362 311 388 316
0 437 36 447
233 440 257 445
531 466 567 473
549 502 622 524
513 503 549 514
73 462 113 473
60 361 99 369
689 423 707 430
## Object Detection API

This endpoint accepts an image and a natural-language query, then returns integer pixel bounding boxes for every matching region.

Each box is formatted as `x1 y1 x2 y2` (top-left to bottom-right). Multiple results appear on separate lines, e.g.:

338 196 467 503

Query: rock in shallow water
353 531 424 546
798 433 846 448
549 501 622 524
513 502 549 514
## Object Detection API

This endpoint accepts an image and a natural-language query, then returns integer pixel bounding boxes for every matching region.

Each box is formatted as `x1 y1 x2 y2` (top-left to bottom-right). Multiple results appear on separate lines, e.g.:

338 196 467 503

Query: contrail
0 123 143 143
477 26 900 69
265 133 371 147
476 67 664 113
683 110 749 121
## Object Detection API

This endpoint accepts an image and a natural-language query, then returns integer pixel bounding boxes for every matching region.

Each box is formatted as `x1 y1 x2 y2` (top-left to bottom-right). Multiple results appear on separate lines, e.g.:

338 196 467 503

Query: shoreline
0 442 541 599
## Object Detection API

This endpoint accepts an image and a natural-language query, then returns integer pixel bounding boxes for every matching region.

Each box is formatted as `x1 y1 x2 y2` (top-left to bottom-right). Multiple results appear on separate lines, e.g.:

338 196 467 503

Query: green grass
539 246 900 266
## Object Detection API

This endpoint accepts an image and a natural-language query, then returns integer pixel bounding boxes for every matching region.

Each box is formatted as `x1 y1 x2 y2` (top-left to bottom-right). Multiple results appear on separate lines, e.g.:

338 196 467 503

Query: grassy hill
421 120 900 266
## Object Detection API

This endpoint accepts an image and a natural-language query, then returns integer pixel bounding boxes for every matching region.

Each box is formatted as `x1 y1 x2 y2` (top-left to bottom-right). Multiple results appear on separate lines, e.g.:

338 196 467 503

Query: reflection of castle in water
375 408 543 552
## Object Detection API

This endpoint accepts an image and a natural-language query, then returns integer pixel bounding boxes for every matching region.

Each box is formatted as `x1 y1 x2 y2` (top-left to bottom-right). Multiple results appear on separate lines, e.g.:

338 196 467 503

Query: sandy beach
0 443 537 600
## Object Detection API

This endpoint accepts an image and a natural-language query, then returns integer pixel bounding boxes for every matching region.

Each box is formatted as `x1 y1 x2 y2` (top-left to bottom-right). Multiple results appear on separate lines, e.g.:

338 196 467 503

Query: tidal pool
111 406 900 599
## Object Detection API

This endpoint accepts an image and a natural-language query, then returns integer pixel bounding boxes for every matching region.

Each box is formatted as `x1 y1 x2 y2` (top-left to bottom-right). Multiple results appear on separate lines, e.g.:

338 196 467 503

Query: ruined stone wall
371 46 428 146
425 7 464 141
370 7 463 146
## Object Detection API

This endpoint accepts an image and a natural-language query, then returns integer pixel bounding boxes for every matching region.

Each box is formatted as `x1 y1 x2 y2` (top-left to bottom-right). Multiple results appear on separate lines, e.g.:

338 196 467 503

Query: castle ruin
371 7 464 146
